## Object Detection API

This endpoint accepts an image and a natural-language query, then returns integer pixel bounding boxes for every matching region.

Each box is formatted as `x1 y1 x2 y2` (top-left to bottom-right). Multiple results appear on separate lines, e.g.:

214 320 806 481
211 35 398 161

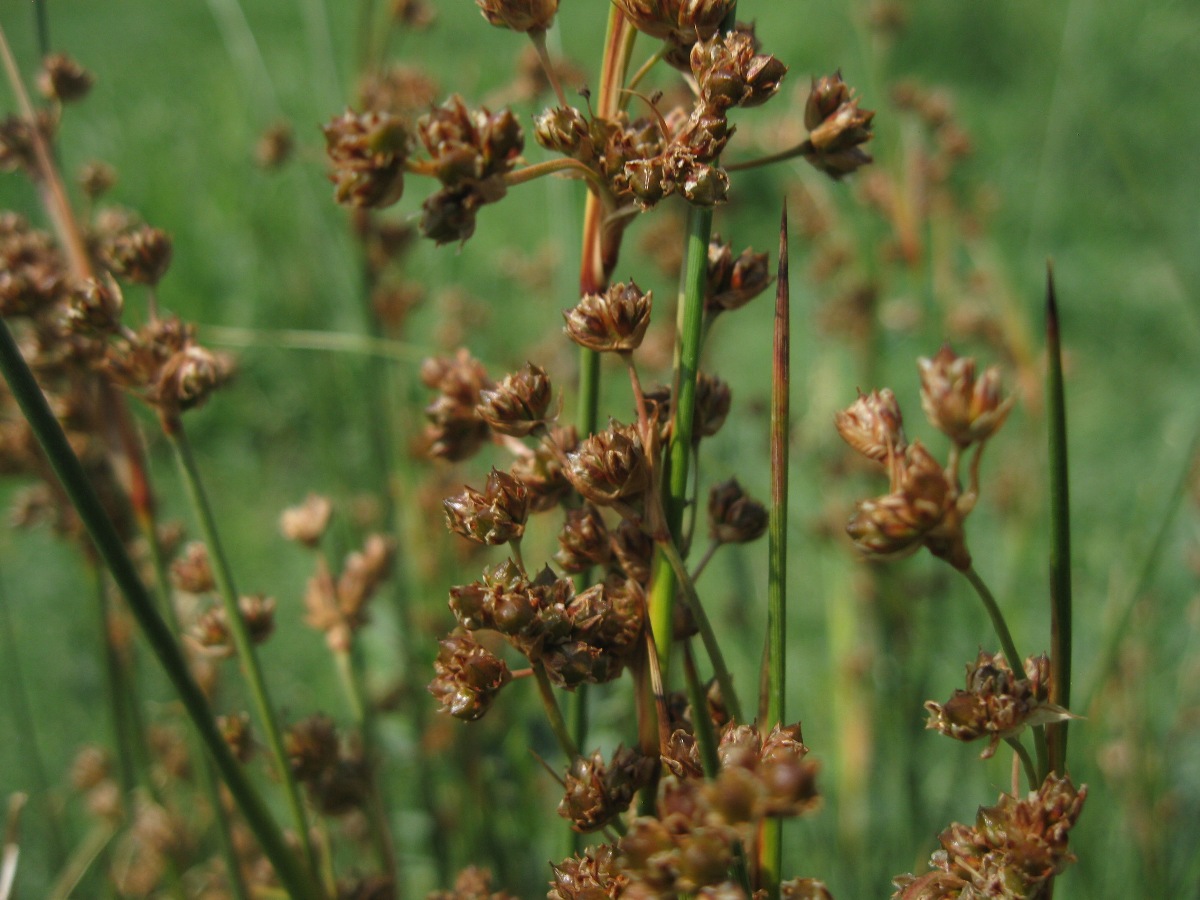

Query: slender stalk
532 662 581 761
760 204 791 899
1044 266 1072 775
90 563 136 797
961 565 1048 779
681 643 719 778
0 319 321 900
648 205 713 677
164 422 324 891
1004 736 1039 791
657 537 743 724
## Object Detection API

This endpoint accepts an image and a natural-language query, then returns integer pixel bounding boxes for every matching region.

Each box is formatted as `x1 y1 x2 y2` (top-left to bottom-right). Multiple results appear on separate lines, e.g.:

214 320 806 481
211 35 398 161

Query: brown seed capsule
37 53 94 104
845 441 949 560
706 238 771 313
611 0 736 43
421 348 493 461
78 160 117 198
285 714 340 782
803 73 875 180
917 344 1013 446
100 226 173 286
563 424 649 506
429 630 513 721
217 712 255 763
238 594 276 645
693 372 731 439
558 746 656 833
444 469 531 545
475 0 558 34
835 388 906 462
708 478 768 544
322 109 409 209
534 106 592 158
555 504 613 573
549 845 628 899
563 281 653 353
477 362 552 437
691 30 787 111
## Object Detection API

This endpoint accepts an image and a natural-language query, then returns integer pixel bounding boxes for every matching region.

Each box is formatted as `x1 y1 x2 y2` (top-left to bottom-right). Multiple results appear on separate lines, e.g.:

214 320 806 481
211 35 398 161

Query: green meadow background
2 0 1199 896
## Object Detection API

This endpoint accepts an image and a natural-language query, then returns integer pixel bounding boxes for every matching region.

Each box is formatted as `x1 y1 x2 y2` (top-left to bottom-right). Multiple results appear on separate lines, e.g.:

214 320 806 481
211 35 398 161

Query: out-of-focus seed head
564 424 649 506
358 65 440 118
835 387 906 463
421 348 493 461
611 0 736 44
707 478 768 544
693 372 732 439
322 109 409 209
428 630 513 721
336 533 395 628
154 343 236 415
611 517 654 585
510 425 576 512
917 345 1013 447
218 712 255 763
563 281 653 353
285 714 340 782
100 225 173 286
705 238 771 314
170 541 214 594
477 362 553 437
444 469 530 545
475 0 558 33
62 277 122 336
845 441 950 560
803 73 875 180
0 110 58 177
549 845 628 898
37 53 94 104
239 594 276 645
780 878 834 899
279 493 334 548
558 746 656 832
78 160 117 199
555 503 613 573
255 121 295 169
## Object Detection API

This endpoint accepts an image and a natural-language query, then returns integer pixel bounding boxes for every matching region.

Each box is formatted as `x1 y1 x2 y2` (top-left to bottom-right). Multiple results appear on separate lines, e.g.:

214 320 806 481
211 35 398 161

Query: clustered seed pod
563 423 649 507
509 424 576 512
429 867 518 900
416 95 524 244
924 651 1072 759
707 478 767 545
705 237 771 314
428 630 513 721
549 844 629 899
558 746 657 832
97 225 173 286
443 561 645 690
839 349 1012 571
476 362 553 437
0 110 58 177
421 349 494 461
803 72 876 179
554 503 612 573
611 0 735 46
189 594 276 658
892 775 1087 900
918 344 1014 447
100 317 235 420
322 109 410 208
279 493 334 548
563 281 653 353
443 468 531 546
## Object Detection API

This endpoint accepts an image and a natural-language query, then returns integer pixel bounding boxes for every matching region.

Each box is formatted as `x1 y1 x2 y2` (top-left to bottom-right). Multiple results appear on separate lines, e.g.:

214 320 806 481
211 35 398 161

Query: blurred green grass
2 0 1199 896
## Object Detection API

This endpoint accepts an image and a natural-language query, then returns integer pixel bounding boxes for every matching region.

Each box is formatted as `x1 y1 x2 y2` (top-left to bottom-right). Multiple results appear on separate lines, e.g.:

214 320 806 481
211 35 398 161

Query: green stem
681 643 719 778
0 319 321 900
648 204 713 677
532 662 581 761
1044 266 1072 775
165 423 324 892
657 537 743 724
1005 736 1039 791
962 564 1048 780
760 204 791 900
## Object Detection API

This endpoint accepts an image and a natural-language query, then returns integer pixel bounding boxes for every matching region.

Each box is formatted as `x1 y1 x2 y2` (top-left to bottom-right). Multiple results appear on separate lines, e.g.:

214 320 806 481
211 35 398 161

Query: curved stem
962 564 1048 780
166 423 323 891
504 156 607 193
1005 736 1039 791
724 139 814 173
528 28 569 108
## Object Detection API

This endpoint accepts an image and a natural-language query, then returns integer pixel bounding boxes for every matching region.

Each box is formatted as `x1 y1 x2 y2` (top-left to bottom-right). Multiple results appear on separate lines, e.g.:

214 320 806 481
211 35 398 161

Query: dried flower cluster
836 345 1012 570
892 776 1087 899
925 651 1073 760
